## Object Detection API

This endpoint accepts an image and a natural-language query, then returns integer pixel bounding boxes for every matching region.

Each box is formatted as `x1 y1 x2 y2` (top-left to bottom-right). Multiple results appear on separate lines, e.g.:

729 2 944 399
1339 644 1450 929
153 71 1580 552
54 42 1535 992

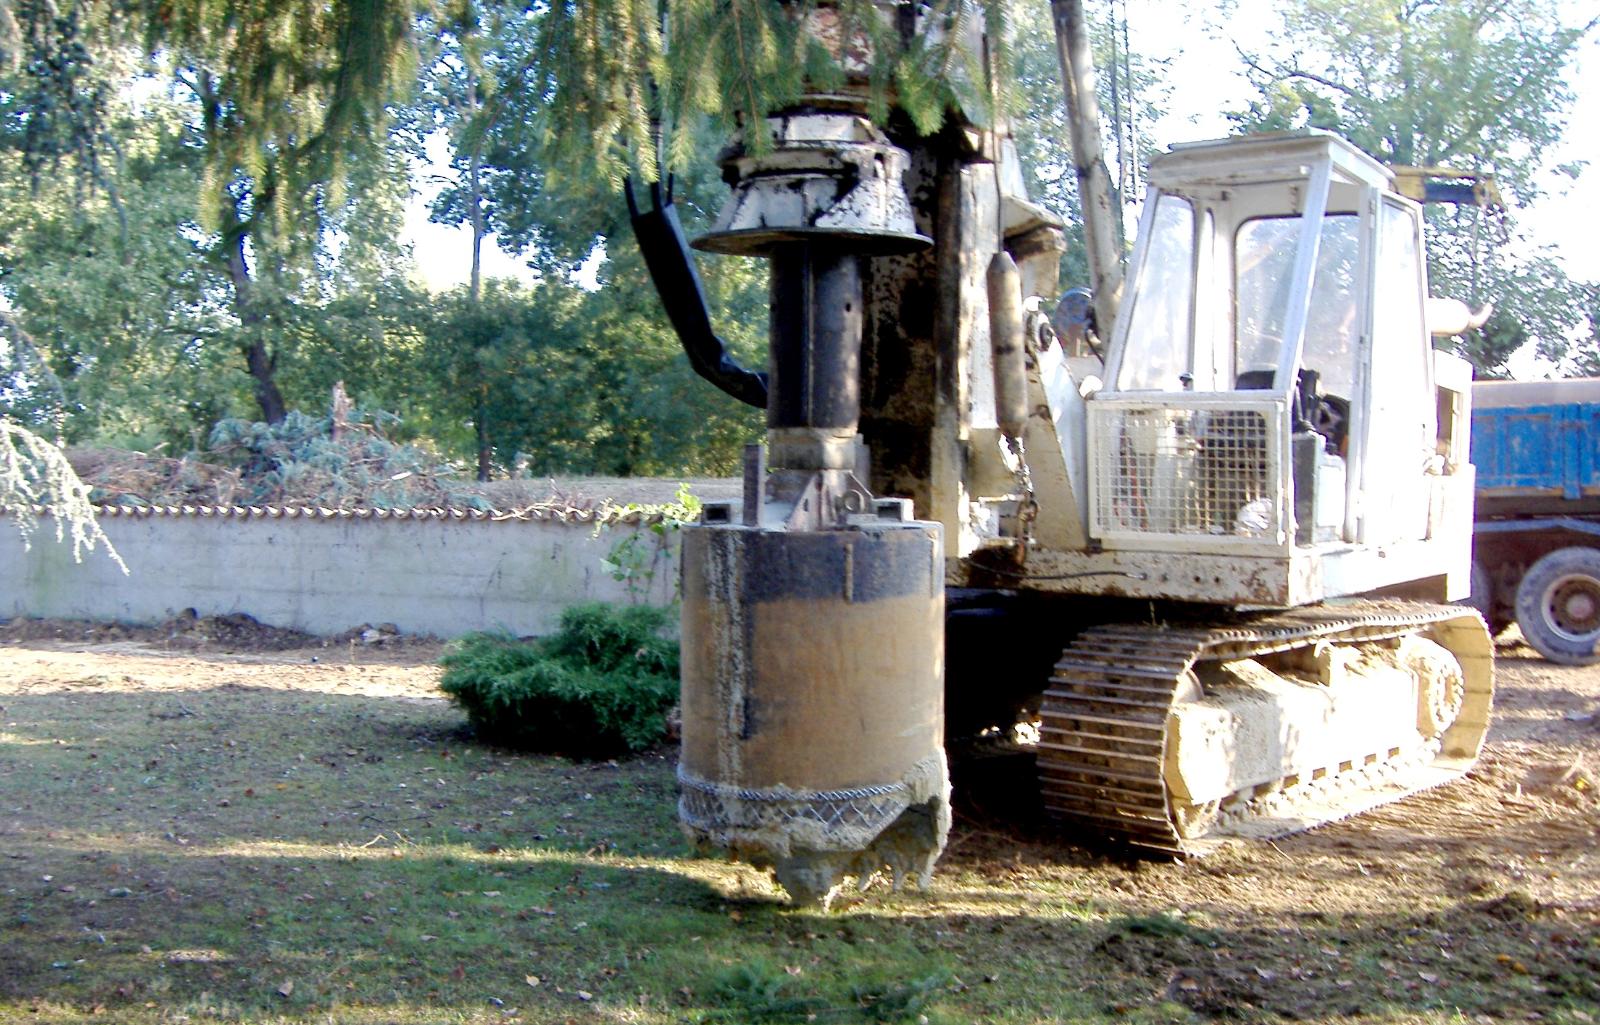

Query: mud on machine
632 49 960 906
630 1 1494 904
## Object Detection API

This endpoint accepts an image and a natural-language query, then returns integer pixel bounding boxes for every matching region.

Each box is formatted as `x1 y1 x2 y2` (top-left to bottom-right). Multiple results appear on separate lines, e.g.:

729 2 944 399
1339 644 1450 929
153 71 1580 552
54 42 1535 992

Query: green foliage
2 0 120 193
1006 0 1170 290
1572 288 1600 378
1227 0 1592 200
528 0 1007 188
438 603 679 757
703 959 951 1023
600 483 703 602
1225 0 1599 371
0 88 246 446
204 408 473 510
418 15 768 480
0 0 424 224
421 277 762 480
16 0 1011 212
1 418 123 568
3 0 1019 474
1428 243 1595 376
0 290 120 564
0 33 433 435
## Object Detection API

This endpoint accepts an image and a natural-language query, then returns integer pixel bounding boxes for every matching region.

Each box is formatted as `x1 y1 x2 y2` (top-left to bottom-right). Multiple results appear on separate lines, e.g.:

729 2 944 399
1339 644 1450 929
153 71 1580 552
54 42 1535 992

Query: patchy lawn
2 624 1597 1024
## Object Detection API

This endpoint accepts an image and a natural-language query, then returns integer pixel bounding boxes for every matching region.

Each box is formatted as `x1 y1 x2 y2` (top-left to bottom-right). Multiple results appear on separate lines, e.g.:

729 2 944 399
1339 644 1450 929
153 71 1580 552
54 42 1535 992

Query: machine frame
965 133 1477 611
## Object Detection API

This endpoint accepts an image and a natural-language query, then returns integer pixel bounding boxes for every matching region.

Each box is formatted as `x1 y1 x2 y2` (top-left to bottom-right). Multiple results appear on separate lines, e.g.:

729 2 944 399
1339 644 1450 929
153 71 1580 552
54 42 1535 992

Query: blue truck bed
1468 378 1600 662
1473 380 1600 499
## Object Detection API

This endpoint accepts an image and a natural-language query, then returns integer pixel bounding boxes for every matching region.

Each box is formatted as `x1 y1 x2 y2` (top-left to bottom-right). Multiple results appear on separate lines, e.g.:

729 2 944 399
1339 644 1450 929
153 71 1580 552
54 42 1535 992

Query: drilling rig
631 1 1493 904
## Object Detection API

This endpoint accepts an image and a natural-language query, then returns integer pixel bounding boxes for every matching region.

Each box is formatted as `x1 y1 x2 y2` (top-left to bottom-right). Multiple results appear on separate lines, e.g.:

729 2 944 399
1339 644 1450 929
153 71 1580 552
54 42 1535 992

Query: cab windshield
1113 197 1363 396
1115 194 1194 392
1235 214 1360 397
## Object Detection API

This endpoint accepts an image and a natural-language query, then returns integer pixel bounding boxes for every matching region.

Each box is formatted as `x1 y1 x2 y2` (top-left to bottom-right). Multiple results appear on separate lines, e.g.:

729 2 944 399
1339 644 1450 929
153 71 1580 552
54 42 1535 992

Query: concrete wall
0 507 681 638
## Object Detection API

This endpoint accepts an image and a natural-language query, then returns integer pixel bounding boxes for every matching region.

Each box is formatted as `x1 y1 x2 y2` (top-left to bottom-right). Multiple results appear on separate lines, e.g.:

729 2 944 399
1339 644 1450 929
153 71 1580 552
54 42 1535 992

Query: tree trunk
468 65 489 478
469 120 484 301
199 68 287 425
227 224 288 424
475 385 492 482
245 339 287 424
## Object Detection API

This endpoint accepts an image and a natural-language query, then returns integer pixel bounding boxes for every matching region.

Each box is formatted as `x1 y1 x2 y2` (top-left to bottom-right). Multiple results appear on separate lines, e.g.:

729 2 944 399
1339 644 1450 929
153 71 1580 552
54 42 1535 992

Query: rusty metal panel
678 521 949 904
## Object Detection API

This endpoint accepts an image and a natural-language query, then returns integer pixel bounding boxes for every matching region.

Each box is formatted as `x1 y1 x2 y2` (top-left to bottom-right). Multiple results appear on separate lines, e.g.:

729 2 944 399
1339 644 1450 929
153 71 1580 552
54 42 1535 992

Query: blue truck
1471 378 1600 663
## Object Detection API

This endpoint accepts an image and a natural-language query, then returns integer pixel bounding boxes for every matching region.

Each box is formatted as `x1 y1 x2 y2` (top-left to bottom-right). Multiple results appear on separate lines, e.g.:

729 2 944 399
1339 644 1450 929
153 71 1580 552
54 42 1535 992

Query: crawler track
1036 601 1493 854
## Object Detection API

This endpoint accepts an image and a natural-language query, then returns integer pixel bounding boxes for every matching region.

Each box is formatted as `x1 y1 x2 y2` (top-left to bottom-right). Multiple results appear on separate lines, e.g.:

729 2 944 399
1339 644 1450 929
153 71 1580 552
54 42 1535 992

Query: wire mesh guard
1093 404 1281 540
677 768 913 849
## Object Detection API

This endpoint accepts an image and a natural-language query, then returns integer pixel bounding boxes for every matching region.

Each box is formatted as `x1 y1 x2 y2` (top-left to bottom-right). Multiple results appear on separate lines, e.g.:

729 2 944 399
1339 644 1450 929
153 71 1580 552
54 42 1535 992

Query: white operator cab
1019 132 1475 608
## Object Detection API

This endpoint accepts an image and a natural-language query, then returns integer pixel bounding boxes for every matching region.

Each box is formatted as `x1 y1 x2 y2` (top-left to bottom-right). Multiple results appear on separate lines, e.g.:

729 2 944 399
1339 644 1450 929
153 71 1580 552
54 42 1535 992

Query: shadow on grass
5 837 1596 1023
2 686 1597 1023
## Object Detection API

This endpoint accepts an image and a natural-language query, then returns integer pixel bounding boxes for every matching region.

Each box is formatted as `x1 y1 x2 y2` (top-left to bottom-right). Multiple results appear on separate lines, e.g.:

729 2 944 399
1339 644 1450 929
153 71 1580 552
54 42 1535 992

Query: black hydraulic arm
625 179 768 410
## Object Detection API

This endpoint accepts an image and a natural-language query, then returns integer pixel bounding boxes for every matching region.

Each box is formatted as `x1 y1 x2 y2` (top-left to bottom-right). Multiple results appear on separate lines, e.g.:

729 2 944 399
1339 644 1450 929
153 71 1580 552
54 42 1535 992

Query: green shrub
703 959 951 1023
438 603 679 757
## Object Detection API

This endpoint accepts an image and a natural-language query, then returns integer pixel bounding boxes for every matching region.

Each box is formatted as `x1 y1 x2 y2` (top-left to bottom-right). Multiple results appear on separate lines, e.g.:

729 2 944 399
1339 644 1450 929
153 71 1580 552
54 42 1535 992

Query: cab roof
1148 130 1395 192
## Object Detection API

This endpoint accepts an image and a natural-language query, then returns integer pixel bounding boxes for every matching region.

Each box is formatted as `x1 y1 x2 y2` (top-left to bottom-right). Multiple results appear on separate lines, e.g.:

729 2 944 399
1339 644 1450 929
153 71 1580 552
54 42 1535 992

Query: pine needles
438 603 680 758
1 419 125 570
533 0 1011 187
6 0 1013 216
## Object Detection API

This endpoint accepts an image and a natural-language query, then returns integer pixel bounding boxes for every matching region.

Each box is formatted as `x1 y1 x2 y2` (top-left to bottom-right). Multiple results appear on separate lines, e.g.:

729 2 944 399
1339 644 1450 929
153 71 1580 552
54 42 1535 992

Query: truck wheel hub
1545 575 1600 638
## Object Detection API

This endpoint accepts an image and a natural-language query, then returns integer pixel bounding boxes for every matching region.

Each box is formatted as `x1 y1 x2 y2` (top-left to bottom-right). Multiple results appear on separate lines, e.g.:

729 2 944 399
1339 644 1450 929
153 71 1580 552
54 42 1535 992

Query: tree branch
0 310 69 416
1236 46 1368 103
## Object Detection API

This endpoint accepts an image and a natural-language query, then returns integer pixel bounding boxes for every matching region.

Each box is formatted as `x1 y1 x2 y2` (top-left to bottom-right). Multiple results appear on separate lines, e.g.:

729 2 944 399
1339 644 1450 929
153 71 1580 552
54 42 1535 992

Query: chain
1006 433 1038 546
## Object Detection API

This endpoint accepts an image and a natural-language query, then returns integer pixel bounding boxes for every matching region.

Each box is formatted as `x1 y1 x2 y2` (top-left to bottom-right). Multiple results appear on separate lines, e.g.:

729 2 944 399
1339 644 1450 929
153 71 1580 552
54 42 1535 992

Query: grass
2 665 1597 1024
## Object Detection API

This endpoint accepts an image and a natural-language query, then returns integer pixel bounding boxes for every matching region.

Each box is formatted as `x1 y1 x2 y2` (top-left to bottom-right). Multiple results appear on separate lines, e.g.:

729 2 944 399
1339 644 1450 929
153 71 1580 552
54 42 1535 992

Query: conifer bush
438 603 679 757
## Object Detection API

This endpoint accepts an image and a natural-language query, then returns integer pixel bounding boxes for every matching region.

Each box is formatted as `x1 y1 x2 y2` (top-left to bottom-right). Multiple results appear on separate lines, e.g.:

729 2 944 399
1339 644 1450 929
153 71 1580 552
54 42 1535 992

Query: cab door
1358 199 1435 544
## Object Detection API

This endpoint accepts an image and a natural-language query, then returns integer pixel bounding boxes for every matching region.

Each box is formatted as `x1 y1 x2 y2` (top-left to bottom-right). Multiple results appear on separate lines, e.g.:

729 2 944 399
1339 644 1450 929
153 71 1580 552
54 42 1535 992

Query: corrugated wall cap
8 502 673 527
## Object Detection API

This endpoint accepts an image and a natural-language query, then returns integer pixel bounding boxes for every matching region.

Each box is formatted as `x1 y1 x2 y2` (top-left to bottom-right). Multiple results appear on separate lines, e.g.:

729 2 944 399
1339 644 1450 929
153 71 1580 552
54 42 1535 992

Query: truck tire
1515 546 1600 665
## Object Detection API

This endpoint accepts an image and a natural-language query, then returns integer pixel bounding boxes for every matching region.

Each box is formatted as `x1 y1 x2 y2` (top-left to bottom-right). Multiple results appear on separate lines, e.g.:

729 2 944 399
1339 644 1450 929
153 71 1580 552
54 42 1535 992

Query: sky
402 0 1600 363
1135 0 1600 284
1129 1 1598 376
404 132 537 291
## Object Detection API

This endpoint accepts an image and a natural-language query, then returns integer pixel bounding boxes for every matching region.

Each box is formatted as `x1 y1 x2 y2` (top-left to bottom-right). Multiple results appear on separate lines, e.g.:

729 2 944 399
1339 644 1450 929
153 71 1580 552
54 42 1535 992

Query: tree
574 251 768 476
3 0 427 422
1 53 433 449
174 57 423 423
0 84 245 448
413 1 779 479
1007 0 1170 289
420 0 552 478
420 266 765 479
523 0 1007 189
1226 0 1598 372
5 0 1109 483
1564 283 1600 378
0 0 429 552
421 0 519 295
